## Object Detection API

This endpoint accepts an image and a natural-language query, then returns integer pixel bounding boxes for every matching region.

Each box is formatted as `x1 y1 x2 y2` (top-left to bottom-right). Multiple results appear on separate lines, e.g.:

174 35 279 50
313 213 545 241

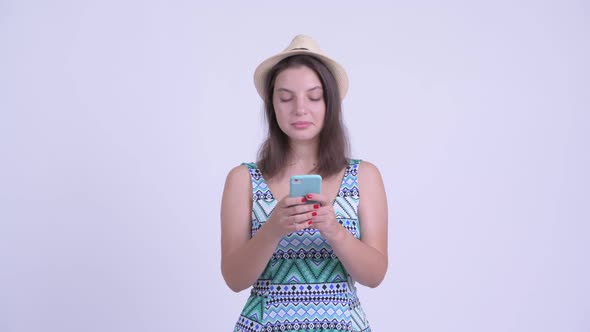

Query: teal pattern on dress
233 159 371 332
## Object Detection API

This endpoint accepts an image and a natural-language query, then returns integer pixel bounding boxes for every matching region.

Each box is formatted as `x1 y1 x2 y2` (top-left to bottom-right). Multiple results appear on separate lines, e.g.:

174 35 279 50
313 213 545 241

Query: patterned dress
233 159 371 332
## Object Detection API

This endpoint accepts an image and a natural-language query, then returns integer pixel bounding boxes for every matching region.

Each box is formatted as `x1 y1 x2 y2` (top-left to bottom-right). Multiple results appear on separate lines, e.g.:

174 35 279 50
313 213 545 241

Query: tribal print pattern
233 160 371 332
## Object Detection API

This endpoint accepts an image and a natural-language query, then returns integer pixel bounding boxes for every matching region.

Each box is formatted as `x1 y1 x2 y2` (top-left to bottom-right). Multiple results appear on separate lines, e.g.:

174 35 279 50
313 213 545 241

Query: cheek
273 108 290 131
273 99 293 114
313 105 326 122
274 107 288 121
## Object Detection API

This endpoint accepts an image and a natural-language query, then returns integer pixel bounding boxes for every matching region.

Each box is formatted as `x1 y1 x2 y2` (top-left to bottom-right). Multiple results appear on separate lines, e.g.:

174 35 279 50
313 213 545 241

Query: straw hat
253 35 349 100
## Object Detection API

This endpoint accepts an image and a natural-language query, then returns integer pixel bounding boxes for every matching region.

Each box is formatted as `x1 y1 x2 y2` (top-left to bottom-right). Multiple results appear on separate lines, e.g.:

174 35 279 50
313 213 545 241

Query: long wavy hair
257 55 350 179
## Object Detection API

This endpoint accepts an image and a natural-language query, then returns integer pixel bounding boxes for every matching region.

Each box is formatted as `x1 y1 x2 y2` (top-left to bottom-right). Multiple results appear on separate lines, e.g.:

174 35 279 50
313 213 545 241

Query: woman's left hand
305 193 347 243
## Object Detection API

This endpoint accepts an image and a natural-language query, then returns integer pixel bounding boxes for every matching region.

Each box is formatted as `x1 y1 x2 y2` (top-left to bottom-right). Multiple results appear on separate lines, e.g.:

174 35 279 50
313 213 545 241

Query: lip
292 121 312 129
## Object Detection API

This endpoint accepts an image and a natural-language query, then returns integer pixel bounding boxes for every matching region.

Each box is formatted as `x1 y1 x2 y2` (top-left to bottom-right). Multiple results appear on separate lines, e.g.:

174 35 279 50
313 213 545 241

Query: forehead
274 65 322 90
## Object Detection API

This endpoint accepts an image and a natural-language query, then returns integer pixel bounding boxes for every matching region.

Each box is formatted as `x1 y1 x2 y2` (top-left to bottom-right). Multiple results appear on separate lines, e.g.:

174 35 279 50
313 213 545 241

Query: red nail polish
301 197 307 203
312 211 317 216
313 204 319 209
306 194 313 199
308 220 313 225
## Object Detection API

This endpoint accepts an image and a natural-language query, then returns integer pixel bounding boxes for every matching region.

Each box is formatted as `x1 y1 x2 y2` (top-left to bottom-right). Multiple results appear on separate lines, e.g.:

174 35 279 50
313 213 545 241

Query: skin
221 66 388 292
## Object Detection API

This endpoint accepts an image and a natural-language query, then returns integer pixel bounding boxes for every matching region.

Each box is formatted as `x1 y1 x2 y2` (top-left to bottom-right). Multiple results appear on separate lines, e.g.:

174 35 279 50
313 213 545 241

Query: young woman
221 35 388 332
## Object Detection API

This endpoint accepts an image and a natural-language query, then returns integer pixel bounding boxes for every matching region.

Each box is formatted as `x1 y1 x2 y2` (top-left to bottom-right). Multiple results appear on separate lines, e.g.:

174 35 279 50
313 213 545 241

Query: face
272 65 326 143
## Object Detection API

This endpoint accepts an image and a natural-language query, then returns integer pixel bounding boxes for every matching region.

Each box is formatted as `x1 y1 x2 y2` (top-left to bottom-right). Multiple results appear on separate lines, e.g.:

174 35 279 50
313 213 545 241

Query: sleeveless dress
233 159 371 332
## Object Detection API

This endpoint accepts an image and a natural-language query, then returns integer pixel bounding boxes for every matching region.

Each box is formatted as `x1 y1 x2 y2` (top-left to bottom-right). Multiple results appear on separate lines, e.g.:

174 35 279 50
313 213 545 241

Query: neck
286 139 319 173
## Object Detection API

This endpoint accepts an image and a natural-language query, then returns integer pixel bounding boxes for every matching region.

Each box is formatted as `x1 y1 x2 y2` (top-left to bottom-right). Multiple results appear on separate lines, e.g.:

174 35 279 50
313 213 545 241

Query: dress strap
241 162 274 202
339 159 361 198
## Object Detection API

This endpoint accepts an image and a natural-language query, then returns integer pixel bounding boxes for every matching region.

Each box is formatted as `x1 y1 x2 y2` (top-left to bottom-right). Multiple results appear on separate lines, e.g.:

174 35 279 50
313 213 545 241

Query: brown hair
256 55 350 179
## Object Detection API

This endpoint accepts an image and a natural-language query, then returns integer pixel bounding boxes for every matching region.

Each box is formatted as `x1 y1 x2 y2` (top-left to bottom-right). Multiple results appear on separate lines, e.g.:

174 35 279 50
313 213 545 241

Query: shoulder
357 160 381 175
224 164 253 189
357 160 385 185
358 160 378 171
357 160 388 212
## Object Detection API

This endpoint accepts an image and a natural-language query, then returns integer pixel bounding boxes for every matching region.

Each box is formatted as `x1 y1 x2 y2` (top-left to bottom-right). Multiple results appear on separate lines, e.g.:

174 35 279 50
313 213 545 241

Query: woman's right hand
264 196 319 239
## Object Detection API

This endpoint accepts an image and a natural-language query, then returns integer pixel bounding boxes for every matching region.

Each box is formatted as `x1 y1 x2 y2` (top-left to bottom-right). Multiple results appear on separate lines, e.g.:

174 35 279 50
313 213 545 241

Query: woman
221 35 388 332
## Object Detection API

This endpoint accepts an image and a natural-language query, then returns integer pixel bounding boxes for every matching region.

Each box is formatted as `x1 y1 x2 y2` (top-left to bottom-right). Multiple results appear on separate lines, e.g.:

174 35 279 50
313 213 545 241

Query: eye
277 91 293 102
309 96 323 102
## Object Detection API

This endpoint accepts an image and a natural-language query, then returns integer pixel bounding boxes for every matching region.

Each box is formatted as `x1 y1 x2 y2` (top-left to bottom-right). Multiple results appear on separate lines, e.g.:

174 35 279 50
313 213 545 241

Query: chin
289 134 319 143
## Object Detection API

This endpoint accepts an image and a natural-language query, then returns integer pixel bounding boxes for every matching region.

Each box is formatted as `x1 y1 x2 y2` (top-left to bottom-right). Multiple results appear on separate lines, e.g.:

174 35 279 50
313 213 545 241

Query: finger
286 203 318 216
307 206 332 217
292 219 314 232
282 196 309 207
304 193 329 206
306 209 336 224
285 210 318 225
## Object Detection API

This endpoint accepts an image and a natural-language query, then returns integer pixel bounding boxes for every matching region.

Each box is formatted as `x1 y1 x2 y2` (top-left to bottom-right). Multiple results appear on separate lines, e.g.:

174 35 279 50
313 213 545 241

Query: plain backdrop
1 1 589 331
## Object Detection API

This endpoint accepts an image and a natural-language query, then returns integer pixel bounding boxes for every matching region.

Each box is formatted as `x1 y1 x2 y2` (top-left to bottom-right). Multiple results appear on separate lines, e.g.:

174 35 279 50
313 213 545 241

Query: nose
294 96 307 116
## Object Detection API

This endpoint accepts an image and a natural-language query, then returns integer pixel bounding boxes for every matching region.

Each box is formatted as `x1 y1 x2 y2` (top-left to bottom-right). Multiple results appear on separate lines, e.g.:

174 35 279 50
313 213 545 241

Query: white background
1 1 589 331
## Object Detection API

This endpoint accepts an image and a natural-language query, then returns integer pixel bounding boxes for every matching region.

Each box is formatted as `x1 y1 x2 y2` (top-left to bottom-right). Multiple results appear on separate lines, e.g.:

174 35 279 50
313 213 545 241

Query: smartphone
289 174 322 204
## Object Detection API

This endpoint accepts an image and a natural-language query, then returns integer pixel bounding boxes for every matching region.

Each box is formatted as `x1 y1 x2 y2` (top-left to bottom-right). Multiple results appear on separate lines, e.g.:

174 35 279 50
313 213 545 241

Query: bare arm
220 165 276 292
220 165 315 292
307 161 388 287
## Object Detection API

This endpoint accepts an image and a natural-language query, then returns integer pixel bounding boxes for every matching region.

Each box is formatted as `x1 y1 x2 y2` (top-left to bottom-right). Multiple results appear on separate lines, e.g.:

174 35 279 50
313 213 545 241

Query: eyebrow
276 86 323 93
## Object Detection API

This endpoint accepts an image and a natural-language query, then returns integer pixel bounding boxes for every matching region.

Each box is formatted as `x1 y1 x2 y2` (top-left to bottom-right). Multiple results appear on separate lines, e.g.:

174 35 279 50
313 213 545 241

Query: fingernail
312 211 317 216
308 220 313 225
301 197 307 203
313 204 319 209
306 194 313 199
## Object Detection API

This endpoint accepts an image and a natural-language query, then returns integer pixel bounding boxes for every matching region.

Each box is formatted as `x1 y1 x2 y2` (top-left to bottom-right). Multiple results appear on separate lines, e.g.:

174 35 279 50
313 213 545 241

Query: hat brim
253 49 349 101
